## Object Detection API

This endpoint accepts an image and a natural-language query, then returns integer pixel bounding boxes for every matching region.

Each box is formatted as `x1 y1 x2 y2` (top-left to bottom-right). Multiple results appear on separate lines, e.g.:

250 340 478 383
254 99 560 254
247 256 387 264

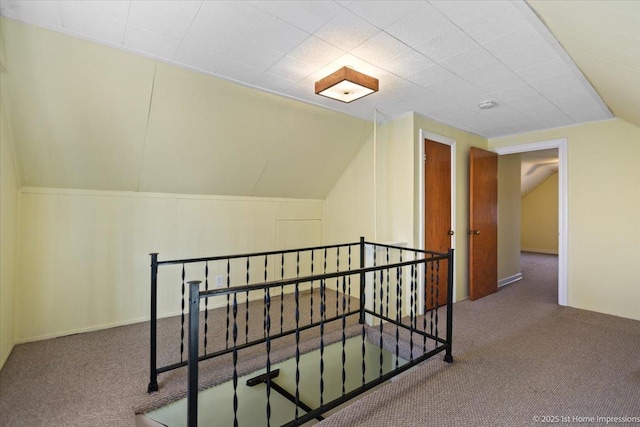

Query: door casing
492 138 568 306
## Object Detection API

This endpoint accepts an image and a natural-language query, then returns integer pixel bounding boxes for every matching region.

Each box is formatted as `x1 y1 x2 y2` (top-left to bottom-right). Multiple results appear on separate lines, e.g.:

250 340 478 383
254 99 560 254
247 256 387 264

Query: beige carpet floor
1 253 638 426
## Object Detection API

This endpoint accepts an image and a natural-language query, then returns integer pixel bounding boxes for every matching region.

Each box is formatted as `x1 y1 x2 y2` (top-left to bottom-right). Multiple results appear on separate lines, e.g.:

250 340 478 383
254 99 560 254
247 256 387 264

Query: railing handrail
155 241 361 266
154 240 446 267
196 253 450 298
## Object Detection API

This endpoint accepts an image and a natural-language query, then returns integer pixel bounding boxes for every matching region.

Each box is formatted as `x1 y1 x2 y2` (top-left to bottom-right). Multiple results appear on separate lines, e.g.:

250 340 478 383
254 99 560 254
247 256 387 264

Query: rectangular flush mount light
315 66 379 103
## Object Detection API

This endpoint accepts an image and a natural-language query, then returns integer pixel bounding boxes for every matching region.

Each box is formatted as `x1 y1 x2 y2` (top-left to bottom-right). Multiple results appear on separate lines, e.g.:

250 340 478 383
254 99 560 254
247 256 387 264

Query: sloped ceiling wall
528 0 640 129
0 18 372 199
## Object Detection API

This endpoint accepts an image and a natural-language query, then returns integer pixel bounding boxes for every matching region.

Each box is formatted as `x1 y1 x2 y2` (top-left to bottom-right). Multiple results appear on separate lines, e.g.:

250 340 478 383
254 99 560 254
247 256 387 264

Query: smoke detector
478 100 497 109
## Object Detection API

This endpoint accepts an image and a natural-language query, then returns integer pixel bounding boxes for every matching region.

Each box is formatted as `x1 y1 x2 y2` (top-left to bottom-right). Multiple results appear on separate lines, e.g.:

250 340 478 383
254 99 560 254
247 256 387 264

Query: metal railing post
188 281 202 427
359 237 365 324
148 253 159 393
444 249 454 363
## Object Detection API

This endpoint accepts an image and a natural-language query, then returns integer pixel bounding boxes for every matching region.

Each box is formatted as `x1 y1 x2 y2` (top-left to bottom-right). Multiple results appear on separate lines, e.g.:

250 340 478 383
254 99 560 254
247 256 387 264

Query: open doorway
519 149 559 302
493 138 567 306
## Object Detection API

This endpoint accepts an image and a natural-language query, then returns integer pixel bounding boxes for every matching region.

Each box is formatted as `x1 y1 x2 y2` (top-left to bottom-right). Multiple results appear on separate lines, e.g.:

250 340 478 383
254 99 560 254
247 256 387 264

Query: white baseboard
498 273 523 288
521 248 558 255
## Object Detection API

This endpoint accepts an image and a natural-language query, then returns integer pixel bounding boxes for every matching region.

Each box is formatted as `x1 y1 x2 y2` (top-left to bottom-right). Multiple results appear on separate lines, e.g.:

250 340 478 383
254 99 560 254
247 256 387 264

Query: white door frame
492 138 568 306
417 129 457 313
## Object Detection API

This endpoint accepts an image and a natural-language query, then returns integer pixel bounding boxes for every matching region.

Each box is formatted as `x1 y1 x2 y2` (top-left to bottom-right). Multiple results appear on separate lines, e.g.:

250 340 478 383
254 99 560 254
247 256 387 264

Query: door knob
447 230 454 236
467 230 480 235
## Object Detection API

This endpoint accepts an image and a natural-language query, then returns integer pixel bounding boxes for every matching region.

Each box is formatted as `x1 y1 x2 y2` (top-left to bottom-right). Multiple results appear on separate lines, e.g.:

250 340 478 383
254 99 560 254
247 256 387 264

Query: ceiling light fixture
315 66 379 103
478 100 497 109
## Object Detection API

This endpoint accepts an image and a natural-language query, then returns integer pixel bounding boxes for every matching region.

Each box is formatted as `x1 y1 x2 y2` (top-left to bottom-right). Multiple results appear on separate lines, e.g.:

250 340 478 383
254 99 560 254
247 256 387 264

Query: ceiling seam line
136 62 157 193
173 0 205 60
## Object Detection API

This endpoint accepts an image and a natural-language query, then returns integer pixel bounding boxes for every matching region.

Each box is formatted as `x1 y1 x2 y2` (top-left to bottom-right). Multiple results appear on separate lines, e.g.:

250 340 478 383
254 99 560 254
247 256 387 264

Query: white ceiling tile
174 42 226 73
191 1 267 40
470 70 526 94
460 60 512 83
405 64 456 87
415 28 478 62
429 1 504 27
182 25 240 57
127 0 201 40
517 58 573 85
490 84 539 103
350 32 411 68
386 2 455 47
230 39 284 71
508 94 557 115
528 109 575 128
248 15 309 53
287 36 345 69
530 73 586 99
268 55 317 83
425 76 489 105
483 27 559 72
123 25 181 59
216 60 263 83
314 8 379 51
62 1 130 22
461 4 532 44
1 0 63 29
341 0 423 29
251 72 295 93
382 49 433 78
270 1 340 33
440 47 495 76
61 2 126 45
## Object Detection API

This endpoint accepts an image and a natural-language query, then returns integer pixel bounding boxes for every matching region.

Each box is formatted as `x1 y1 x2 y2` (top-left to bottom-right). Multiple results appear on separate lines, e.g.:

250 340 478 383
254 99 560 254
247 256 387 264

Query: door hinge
424 153 427 163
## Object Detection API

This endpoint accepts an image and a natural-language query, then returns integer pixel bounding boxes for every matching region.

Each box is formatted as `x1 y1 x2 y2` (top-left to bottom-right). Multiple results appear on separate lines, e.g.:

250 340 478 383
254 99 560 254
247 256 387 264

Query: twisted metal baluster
435 259 440 345
361 247 366 387
423 257 428 354
232 289 239 427
265 287 272 426
323 248 327 322
319 278 325 407
280 253 285 334
310 250 315 324
245 257 250 344
336 247 340 318
379 262 384 377
263 255 268 339
348 245 352 311
180 263 185 362
430 255 436 348
341 275 347 396
204 262 209 355
409 258 415 362
225 260 230 350
395 252 402 368
386 248 390 318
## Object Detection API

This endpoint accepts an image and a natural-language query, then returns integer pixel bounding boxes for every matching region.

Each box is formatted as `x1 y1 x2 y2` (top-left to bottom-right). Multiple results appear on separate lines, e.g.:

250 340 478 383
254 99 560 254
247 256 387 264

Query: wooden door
424 139 451 309
469 147 498 300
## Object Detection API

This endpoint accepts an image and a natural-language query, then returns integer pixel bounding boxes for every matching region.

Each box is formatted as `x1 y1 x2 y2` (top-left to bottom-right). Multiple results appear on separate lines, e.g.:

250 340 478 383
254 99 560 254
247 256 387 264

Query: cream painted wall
521 173 558 254
326 112 488 303
498 154 521 283
0 107 19 368
16 188 324 342
490 118 640 320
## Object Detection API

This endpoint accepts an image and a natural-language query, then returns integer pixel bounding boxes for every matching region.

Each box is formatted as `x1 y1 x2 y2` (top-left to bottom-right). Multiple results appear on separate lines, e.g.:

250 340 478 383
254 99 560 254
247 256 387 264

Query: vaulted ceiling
0 1 636 199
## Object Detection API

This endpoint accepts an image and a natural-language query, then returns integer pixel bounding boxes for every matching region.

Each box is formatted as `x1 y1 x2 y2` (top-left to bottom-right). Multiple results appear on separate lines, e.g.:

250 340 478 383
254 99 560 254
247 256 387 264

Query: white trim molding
493 138 568 307
498 272 523 288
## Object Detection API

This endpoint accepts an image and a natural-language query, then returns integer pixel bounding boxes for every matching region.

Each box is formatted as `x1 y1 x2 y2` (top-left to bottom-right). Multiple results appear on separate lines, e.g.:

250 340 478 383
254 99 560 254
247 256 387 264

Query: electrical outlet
215 275 224 288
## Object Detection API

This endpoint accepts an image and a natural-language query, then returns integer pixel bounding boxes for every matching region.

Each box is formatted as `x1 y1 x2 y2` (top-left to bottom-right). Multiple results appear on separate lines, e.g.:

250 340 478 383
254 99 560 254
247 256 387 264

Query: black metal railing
147 238 454 427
